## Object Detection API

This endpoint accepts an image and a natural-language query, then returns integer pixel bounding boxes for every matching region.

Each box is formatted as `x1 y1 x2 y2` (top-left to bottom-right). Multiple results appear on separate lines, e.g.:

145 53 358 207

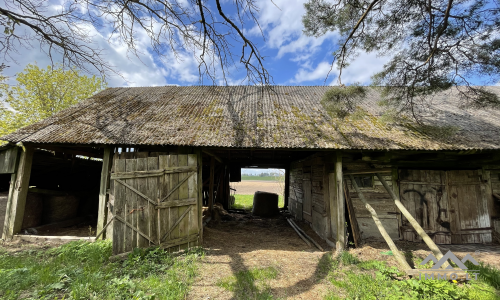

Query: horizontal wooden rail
111 166 197 179
155 198 197 209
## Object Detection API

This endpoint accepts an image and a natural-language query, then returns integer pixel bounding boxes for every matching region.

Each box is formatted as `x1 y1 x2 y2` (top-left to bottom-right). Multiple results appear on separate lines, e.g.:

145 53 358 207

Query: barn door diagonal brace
159 206 192 243
113 178 157 205
114 215 155 244
160 171 196 202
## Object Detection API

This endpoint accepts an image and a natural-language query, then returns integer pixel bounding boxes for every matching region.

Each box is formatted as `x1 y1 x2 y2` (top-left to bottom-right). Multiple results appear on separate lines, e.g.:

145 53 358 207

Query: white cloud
292 61 332 83
292 52 390 84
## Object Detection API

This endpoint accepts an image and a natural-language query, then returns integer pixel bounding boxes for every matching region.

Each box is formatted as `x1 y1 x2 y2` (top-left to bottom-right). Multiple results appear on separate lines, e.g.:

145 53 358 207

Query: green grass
217 266 278 300
231 194 284 210
324 251 500 300
0 240 204 300
241 176 284 181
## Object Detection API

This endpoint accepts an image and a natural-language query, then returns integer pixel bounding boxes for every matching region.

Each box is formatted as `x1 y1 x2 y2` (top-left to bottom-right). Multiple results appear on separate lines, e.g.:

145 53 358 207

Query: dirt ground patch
189 214 334 300
230 181 283 195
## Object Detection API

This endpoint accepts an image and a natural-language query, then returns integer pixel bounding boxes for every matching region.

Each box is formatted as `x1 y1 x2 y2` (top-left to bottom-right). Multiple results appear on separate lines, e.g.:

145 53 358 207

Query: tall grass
0 241 204 300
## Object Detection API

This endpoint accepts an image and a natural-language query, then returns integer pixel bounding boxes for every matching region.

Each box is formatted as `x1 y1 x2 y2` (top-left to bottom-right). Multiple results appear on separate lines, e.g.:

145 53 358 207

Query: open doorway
229 168 285 211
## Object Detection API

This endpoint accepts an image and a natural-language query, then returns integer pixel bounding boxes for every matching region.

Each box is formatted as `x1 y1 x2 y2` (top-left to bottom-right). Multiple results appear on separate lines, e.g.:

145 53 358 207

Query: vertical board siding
111 153 199 255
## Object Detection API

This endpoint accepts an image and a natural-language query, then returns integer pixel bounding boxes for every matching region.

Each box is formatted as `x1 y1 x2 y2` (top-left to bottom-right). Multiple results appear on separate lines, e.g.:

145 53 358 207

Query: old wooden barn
1 86 499 254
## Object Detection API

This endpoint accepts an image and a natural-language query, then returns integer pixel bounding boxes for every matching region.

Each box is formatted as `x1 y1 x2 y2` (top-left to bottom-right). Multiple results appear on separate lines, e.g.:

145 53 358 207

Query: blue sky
3 0 389 87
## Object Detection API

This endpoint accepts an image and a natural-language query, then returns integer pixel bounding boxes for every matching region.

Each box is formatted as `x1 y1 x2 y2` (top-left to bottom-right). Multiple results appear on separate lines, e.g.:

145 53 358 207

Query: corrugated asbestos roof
2 86 500 150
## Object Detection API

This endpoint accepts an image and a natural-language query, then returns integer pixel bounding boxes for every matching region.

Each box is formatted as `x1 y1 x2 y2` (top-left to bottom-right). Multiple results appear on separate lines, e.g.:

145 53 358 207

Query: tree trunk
376 173 448 269
350 175 411 271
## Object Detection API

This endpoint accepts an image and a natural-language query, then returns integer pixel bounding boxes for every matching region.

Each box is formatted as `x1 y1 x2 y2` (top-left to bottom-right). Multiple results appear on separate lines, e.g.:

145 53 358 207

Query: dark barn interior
0 147 102 237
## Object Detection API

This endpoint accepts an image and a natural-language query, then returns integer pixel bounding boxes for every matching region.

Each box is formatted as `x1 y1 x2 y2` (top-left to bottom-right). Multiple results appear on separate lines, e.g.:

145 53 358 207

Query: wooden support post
208 156 215 213
96 146 113 240
335 152 345 251
350 175 411 271
2 145 34 240
328 173 337 242
284 166 290 209
376 173 448 268
196 149 203 244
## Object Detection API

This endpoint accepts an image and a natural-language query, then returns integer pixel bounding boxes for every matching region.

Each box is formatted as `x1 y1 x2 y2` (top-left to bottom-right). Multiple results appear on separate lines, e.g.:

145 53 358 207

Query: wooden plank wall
344 163 399 241
288 161 303 220
289 156 329 239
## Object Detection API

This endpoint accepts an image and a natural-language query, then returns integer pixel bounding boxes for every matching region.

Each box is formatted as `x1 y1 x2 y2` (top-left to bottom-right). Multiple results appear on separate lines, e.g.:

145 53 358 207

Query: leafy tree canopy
303 0 500 118
0 64 106 138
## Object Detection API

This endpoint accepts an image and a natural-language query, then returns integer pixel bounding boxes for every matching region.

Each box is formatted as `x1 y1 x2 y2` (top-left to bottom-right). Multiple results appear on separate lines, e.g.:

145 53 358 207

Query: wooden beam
208 156 215 213
0 147 19 174
350 174 411 271
343 168 392 175
328 172 337 242
197 149 203 244
2 145 34 240
202 149 223 164
96 146 113 240
335 152 345 252
376 173 448 269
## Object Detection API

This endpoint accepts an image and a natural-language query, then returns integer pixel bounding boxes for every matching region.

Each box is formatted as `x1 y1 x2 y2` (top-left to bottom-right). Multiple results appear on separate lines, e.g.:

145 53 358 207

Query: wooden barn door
111 154 200 255
447 170 492 244
302 172 312 222
399 170 451 244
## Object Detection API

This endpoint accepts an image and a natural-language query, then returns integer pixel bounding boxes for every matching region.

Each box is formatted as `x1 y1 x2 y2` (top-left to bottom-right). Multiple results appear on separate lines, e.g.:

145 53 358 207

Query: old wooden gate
110 154 200 255
399 169 491 244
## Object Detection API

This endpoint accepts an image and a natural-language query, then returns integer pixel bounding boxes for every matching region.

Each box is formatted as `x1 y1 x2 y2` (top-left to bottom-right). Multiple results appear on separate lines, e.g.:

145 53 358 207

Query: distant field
241 176 283 181
232 194 284 210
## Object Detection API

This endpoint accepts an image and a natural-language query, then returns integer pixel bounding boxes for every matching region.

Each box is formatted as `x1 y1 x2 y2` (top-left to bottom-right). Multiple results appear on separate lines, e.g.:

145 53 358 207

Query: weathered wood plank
112 159 126 255
124 159 137 251
197 150 203 244
110 166 197 179
178 155 189 250
160 233 198 250
169 155 180 252
147 157 159 245
336 152 345 251
97 147 113 240
2 145 34 240
187 154 198 247
155 198 197 209
0 147 19 174
136 158 149 248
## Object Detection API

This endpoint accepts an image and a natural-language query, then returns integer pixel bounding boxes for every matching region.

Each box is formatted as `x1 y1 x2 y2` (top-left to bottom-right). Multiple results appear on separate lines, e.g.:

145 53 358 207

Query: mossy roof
2 86 500 150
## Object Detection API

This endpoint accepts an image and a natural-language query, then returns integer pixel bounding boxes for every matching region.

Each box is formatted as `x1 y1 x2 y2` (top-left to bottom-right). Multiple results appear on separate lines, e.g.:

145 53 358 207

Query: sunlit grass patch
217 266 278 299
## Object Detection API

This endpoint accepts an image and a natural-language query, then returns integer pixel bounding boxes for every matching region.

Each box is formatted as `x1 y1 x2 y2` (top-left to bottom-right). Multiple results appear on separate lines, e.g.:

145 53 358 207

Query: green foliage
217 266 278 300
303 0 500 111
320 85 366 119
0 64 106 138
0 240 203 300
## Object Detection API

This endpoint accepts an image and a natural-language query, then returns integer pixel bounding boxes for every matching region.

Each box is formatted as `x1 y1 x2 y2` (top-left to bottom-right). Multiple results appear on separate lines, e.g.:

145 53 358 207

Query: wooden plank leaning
349 175 411 271
375 173 449 269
